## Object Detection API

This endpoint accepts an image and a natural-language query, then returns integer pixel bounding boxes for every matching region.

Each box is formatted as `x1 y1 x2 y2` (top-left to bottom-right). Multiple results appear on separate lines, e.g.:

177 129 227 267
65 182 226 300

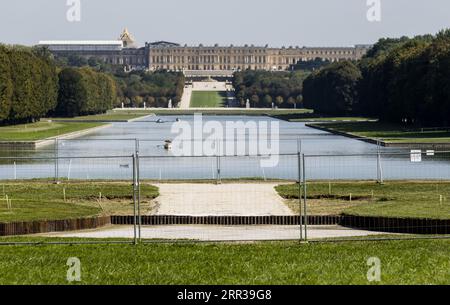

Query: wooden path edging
1 214 448 236
0 216 111 236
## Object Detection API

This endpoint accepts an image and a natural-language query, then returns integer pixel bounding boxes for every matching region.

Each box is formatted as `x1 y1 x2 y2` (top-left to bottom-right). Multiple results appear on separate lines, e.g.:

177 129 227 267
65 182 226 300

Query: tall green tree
303 61 362 115
0 46 13 120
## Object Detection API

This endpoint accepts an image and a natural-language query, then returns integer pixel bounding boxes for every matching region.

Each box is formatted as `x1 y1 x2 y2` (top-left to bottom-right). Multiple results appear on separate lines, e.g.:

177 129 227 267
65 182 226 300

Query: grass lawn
117 109 313 116
290 117 373 122
0 182 159 223
276 181 450 219
310 121 450 143
190 91 227 108
0 238 448 284
0 121 104 141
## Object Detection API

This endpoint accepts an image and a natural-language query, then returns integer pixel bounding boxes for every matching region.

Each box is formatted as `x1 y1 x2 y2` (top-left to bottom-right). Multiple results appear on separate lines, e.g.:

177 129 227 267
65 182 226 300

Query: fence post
302 153 308 241
132 154 137 245
137 151 141 242
297 151 303 241
297 138 302 183
135 139 141 241
377 140 383 184
54 138 59 184
216 139 221 184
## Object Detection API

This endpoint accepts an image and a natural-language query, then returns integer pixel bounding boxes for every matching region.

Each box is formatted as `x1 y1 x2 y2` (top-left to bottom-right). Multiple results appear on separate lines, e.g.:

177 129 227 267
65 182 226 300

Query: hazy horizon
0 0 449 47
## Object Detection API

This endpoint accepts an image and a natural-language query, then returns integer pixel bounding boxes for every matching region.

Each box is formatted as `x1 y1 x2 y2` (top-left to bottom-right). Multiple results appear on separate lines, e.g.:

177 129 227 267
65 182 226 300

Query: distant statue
272 102 275 109
121 102 124 109
168 99 173 109
143 102 146 109
246 99 251 109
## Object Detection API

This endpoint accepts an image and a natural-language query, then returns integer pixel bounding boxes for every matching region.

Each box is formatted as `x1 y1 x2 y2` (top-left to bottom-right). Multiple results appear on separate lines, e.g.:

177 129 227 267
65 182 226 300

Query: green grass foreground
0 121 105 141
0 182 159 222
310 121 450 143
276 181 450 219
0 239 448 284
190 91 227 108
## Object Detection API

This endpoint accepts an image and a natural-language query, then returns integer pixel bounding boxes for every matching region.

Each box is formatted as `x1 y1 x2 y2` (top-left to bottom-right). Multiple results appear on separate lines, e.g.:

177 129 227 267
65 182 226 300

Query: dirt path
48 225 388 241
152 183 294 216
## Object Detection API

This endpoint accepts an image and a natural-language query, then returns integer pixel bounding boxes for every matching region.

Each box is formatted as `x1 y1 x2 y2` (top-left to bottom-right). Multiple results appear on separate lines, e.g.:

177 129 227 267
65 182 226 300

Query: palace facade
39 29 371 72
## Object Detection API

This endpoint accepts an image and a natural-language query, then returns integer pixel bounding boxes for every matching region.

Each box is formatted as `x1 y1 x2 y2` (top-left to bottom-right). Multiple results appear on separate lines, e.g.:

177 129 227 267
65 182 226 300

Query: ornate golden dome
119 28 136 48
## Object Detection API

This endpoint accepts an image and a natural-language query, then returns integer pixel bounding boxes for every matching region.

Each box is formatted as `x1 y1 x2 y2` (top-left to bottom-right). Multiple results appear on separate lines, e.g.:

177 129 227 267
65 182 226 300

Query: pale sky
0 0 449 47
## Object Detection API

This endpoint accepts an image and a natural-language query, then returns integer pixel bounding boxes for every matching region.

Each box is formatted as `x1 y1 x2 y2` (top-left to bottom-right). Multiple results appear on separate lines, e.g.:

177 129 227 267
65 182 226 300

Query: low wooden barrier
111 215 449 234
340 215 450 234
0 216 111 236
1 214 448 236
111 215 342 226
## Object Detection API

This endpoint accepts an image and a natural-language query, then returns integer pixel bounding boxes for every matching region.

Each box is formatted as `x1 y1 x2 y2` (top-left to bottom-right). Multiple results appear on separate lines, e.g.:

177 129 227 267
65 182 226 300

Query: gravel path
47 225 388 241
152 183 295 216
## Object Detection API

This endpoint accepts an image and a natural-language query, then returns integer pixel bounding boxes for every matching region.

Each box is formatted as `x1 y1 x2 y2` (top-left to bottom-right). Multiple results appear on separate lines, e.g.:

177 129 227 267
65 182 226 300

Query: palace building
39 29 371 72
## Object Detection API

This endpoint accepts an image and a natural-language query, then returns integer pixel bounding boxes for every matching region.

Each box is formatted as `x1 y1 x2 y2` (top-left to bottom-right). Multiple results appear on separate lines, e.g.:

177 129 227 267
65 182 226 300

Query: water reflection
0 116 449 180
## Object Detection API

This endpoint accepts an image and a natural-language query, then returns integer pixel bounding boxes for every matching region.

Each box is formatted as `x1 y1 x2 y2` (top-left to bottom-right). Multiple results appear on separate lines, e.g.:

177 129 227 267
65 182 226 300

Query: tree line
233 70 309 108
114 70 185 108
56 54 186 108
0 45 58 124
303 30 450 126
56 67 117 117
0 48 187 124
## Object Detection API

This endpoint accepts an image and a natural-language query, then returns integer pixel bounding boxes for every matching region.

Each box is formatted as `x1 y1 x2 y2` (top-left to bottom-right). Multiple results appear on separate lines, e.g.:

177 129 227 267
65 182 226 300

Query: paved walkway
179 81 235 109
152 183 294 216
47 225 388 241
179 85 192 109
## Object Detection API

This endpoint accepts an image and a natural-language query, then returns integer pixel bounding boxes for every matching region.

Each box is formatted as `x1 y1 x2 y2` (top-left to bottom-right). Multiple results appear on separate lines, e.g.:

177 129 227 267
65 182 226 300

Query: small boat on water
164 140 172 150
156 119 164 123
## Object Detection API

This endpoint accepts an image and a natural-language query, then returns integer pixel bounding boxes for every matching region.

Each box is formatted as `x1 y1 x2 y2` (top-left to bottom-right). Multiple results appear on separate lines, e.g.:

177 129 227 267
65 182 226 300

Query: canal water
0 115 449 181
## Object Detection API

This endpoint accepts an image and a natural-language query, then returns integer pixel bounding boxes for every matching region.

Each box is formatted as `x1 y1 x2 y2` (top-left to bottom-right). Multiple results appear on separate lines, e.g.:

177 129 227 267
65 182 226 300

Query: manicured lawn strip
290 117 373 122
276 181 450 219
310 121 450 143
0 239 448 284
118 109 313 116
0 121 104 141
0 182 159 222
190 91 227 108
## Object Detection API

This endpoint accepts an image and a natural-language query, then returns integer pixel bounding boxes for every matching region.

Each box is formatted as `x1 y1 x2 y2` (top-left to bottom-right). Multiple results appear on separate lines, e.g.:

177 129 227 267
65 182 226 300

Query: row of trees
0 45 58 123
1 48 186 123
56 54 186 108
303 30 450 126
233 70 309 108
303 61 362 115
292 58 331 71
115 71 185 108
56 67 117 117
